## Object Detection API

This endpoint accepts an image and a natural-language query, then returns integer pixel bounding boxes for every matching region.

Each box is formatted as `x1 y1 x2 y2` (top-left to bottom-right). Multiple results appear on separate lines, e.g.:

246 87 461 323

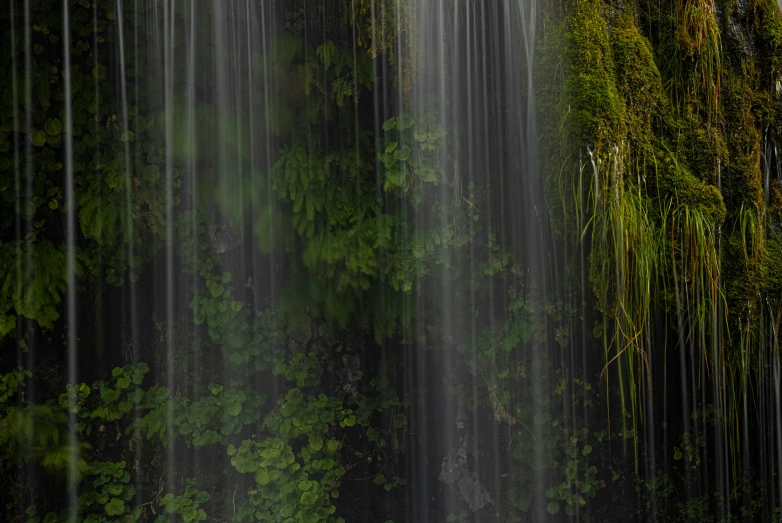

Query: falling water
4 0 782 521
61 0 79 516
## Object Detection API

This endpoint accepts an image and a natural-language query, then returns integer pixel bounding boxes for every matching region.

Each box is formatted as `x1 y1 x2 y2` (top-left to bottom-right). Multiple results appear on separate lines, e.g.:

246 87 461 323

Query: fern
0 240 71 336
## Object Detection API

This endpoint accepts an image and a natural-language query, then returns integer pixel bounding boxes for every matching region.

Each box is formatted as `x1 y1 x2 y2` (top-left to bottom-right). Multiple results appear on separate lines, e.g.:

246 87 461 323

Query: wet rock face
208 222 243 254
726 17 755 61
438 442 493 512
725 0 757 61
336 354 363 397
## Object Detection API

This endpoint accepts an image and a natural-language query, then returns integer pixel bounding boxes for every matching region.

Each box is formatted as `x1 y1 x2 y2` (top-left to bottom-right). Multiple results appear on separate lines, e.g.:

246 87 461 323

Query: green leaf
547 502 560 515
105 498 125 516
30 130 47 147
396 114 414 130
382 117 396 131
228 402 242 416
78 383 90 397
45 118 62 135
92 64 107 79
516 492 532 512
300 490 317 505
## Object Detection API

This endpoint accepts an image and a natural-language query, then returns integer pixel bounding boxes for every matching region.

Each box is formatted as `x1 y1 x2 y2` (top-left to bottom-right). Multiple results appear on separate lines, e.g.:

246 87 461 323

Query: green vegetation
2 0 782 521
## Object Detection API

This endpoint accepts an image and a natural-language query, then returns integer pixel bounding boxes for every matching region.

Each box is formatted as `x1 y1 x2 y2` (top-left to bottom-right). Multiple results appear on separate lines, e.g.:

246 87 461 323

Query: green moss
720 73 765 225
756 0 782 80
563 0 625 151
611 14 662 157
722 231 764 321
763 230 782 298
538 0 627 236
769 180 782 222
652 144 726 226
675 102 727 188
720 75 764 192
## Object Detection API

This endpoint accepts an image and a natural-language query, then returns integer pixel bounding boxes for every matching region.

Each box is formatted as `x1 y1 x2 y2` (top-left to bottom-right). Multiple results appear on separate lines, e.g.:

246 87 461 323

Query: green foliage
140 380 265 448
678 0 722 119
5 303 403 521
372 473 406 492
230 390 347 521
23 461 139 522
536 1 778 490
1 209 407 518
458 287 603 518
316 39 374 108
156 480 210 523
78 461 138 522
267 136 394 313
0 368 29 405
378 113 447 205
0 368 89 481
0 240 71 336
0 0 178 335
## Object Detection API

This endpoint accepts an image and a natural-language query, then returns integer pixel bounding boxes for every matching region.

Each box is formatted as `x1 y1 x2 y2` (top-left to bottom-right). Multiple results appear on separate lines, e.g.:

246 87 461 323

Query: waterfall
3 0 782 521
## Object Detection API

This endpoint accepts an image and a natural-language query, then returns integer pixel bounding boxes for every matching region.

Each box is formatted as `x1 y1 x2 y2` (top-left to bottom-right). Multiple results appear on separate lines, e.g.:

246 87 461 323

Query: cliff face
538 0 781 414
528 0 782 516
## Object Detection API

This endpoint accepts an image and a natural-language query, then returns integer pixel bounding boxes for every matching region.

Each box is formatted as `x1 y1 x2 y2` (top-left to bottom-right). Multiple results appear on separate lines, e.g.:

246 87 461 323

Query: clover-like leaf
30 130 47 147
45 118 62 135
104 498 125 516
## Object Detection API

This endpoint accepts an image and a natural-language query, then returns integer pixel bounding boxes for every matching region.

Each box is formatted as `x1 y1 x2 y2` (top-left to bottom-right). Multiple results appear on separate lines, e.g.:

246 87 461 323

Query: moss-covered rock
611 13 662 158
563 0 625 152
763 227 782 298
651 145 727 225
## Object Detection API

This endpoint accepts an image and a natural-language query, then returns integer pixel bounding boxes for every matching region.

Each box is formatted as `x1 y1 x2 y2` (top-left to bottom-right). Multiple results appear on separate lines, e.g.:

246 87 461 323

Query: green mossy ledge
563 0 625 152
540 0 781 329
